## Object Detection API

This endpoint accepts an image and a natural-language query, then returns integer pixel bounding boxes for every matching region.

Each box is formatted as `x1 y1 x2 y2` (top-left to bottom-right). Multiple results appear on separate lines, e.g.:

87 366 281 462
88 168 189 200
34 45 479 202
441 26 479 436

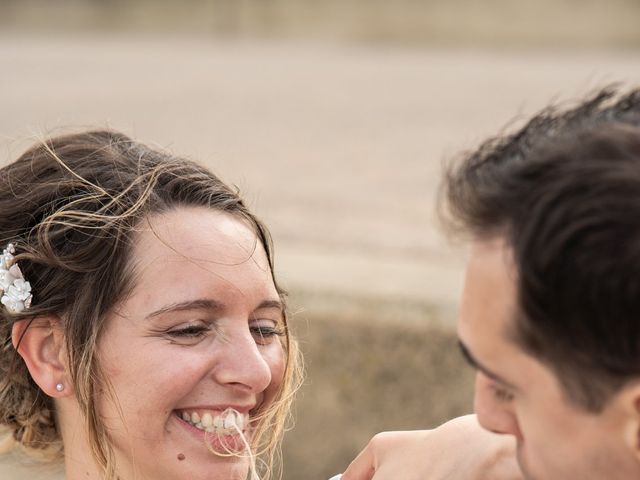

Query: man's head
442 87 640 479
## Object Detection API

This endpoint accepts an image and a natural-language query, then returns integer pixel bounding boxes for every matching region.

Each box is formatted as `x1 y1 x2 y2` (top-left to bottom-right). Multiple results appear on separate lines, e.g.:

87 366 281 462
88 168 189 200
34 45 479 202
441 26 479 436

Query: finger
340 443 377 480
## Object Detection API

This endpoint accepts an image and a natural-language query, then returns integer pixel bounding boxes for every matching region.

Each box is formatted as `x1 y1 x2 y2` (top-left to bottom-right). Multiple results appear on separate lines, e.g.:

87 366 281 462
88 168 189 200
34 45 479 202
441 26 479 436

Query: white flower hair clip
0 243 32 313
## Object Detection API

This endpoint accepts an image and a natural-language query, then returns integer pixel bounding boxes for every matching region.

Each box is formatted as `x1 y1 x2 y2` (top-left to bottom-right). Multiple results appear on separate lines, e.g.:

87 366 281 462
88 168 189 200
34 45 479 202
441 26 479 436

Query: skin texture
17 207 286 480
340 415 522 480
458 237 640 480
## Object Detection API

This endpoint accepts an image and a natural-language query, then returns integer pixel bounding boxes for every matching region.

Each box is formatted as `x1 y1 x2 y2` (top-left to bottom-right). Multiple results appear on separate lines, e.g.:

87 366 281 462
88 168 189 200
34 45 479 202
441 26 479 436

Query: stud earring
55 383 64 392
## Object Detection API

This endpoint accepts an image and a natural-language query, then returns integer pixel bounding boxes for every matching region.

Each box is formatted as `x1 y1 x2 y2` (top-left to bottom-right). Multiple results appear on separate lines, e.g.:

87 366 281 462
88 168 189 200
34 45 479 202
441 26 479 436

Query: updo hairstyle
0 130 300 479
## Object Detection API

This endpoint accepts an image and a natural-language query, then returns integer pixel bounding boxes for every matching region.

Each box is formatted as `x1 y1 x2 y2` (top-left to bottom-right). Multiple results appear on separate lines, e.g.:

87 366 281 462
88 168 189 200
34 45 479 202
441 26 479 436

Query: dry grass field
284 296 474 478
2 0 640 48
1 23 640 478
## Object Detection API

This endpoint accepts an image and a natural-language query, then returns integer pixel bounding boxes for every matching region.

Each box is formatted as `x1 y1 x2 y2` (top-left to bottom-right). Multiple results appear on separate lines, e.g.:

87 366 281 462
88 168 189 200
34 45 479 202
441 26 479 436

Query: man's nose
474 373 522 440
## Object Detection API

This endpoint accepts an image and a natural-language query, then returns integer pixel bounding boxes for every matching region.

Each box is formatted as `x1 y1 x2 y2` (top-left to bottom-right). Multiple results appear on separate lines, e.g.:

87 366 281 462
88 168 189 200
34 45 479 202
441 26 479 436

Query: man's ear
617 383 640 463
11 316 71 397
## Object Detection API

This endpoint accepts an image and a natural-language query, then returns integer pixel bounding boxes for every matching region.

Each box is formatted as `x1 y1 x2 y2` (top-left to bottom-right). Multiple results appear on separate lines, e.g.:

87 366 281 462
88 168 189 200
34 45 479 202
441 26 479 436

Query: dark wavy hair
442 86 640 411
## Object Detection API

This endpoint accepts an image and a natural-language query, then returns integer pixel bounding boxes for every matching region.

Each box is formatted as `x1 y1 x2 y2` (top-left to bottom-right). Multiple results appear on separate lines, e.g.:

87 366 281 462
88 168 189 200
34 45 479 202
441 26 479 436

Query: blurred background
1 1 640 478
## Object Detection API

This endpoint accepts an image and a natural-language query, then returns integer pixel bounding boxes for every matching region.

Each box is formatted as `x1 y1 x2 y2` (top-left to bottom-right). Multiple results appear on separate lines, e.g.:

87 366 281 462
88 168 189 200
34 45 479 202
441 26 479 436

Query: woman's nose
212 329 273 393
474 373 522 440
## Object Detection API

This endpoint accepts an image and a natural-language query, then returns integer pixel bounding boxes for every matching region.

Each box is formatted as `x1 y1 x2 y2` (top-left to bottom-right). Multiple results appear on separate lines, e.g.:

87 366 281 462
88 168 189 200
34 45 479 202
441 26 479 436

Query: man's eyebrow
145 299 225 320
458 340 518 390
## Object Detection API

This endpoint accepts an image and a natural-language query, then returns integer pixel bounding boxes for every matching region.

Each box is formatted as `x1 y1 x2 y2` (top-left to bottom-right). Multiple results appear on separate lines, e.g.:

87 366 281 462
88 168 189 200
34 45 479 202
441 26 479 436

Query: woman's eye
167 324 209 339
250 324 285 345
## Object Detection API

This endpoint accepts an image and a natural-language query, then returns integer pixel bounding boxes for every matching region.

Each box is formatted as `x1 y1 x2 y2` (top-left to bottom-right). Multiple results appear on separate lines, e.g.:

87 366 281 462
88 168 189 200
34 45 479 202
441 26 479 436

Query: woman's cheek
264 343 287 394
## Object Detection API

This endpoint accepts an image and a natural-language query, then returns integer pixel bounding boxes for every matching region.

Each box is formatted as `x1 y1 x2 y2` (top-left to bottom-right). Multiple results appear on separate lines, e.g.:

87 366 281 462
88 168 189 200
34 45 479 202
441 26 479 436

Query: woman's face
96 207 286 480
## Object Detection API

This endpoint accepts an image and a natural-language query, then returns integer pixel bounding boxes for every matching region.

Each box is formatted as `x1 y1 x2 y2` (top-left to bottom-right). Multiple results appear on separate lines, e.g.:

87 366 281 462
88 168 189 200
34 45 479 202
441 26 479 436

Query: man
343 86 640 479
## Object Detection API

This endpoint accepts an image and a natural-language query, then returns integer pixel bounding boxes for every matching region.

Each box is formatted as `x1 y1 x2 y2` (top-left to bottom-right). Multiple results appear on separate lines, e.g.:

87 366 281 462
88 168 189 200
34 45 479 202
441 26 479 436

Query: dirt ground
1 35 640 478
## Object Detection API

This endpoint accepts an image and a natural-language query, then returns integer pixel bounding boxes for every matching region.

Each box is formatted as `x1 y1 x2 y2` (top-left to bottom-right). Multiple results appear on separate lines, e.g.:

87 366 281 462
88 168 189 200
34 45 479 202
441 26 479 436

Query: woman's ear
11 316 71 397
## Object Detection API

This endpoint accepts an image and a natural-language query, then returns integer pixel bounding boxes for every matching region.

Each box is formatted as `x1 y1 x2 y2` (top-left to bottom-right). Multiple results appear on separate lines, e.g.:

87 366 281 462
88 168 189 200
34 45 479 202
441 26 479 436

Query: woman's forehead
142 207 256 246
126 208 276 303
134 208 263 263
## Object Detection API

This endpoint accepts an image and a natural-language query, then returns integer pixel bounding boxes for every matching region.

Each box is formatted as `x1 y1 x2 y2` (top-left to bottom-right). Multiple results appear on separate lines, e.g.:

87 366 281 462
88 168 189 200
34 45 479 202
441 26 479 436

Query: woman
0 130 302 480
0 129 520 480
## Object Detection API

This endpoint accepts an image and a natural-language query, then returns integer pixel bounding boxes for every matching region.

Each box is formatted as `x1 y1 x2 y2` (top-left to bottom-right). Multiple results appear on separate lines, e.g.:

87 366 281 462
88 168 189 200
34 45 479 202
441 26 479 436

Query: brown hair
0 130 301 478
442 86 640 412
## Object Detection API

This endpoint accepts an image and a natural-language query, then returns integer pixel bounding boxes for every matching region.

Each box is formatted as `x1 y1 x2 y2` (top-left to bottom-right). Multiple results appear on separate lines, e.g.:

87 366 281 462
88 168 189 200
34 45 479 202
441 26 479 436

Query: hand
340 414 523 480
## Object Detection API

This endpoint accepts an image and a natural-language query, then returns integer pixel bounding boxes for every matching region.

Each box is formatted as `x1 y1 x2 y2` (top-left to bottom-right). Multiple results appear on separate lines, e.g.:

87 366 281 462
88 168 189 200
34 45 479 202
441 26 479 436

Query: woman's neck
58 399 104 480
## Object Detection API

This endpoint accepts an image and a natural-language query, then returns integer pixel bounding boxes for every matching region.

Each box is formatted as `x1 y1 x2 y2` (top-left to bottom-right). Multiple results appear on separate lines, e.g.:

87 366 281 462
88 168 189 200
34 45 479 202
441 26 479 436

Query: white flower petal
0 271 14 290
8 264 23 279
0 244 32 312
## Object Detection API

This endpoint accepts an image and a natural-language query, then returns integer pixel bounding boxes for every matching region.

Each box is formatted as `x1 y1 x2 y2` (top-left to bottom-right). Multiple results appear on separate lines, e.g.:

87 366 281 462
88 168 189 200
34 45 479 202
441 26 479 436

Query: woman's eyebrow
145 299 225 320
255 299 284 312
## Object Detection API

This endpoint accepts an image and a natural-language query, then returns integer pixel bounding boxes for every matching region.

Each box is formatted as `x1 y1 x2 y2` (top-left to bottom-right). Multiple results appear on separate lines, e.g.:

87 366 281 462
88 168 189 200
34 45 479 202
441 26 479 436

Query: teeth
179 410 249 433
201 413 213 428
224 414 236 429
213 415 223 429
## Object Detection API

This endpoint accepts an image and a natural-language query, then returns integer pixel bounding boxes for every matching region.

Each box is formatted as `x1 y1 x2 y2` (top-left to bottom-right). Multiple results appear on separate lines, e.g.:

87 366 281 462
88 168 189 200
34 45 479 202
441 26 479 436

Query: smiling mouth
175 407 249 435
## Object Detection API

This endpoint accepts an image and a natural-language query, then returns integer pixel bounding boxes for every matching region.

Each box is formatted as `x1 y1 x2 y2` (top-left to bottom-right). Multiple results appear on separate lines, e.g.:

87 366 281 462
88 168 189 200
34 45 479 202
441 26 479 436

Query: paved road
1 33 640 479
